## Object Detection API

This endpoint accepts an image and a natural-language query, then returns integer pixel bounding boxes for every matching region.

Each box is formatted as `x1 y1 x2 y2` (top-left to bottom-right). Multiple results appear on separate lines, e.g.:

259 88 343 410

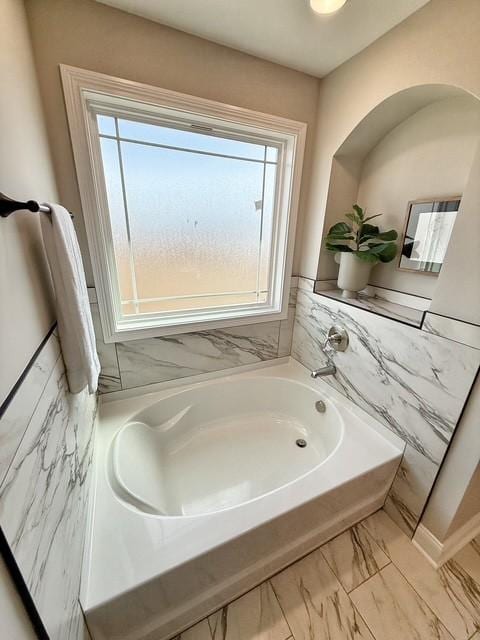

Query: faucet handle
323 325 349 353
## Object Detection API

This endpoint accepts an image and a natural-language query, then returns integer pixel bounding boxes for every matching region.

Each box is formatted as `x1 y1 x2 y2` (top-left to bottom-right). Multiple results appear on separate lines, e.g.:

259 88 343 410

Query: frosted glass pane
99 137 134 303
132 291 266 315
119 140 266 305
97 115 116 136
121 301 137 316
118 118 266 161
259 164 277 293
266 147 279 163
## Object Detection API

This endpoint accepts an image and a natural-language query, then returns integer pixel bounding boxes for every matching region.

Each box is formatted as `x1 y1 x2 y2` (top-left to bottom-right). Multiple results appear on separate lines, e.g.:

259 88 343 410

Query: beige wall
357 96 480 298
300 0 480 295
430 143 480 325
24 0 320 285
0 0 58 405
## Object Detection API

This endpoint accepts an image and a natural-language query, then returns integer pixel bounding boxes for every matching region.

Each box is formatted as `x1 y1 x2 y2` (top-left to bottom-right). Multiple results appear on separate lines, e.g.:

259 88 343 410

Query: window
97 116 280 316
61 66 306 342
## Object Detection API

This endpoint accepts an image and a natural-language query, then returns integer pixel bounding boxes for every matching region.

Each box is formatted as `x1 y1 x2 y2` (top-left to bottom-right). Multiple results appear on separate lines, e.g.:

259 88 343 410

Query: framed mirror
398 197 461 275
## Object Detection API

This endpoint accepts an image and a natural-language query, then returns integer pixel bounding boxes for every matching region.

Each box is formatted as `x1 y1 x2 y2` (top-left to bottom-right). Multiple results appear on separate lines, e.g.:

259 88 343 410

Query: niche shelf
314 283 429 328
314 85 478 331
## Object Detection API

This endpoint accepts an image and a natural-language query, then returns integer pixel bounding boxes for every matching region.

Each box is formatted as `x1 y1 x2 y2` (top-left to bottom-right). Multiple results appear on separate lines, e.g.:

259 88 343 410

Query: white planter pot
336 253 374 298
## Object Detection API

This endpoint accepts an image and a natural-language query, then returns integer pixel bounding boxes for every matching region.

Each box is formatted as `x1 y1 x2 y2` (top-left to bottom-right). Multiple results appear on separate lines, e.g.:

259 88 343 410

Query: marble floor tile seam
361 516 480 604
320 549 393 595
318 524 392 593
454 537 480 594
269 553 379 640
350 563 455 640
366 516 480 640
258 579 300 640
267 579 301 640
350 527 480 640
343 597 379 640
208 580 291 640
349 562 439 615
345 559 465 640
357 517 411 568
169 574 294 640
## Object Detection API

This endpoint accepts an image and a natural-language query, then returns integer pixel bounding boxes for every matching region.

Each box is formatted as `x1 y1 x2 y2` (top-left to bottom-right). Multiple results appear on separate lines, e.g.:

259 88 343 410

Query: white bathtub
109 376 343 518
83 358 403 640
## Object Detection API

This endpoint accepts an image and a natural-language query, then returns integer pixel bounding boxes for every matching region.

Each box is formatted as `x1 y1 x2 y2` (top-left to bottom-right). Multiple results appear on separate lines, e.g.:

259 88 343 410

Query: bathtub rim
98 356 403 450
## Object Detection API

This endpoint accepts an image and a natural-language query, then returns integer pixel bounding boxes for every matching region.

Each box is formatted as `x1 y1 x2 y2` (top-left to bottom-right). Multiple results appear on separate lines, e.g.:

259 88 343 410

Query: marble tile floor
174 510 480 640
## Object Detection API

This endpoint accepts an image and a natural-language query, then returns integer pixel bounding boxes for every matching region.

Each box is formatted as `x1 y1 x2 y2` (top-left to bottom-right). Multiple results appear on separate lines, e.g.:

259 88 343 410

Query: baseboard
413 511 480 568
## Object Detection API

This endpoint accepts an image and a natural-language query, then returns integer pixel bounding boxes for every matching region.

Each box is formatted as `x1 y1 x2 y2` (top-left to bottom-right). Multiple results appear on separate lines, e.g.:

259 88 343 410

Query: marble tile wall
291 278 480 536
0 330 60 485
423 312 480 350
0 331 97 639
91 278 298 394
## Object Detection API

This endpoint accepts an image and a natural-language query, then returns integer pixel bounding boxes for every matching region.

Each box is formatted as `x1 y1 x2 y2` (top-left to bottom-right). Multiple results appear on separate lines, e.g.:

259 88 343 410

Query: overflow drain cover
296 438 307 448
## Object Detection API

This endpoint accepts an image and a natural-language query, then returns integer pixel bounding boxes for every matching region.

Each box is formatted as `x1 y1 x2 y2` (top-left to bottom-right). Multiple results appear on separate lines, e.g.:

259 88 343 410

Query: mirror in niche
398 197 461 275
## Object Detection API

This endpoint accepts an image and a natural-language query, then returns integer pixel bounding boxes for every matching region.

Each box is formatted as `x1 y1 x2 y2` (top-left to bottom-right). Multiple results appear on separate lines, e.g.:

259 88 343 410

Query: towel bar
0 192 73 219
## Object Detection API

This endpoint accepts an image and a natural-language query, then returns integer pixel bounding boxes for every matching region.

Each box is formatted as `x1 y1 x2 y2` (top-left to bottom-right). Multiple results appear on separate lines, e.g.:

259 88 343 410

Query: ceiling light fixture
310 0 348 15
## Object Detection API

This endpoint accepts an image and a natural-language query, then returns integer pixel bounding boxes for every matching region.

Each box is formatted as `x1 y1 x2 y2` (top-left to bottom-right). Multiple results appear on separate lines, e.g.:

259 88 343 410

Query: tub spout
311 364 336 378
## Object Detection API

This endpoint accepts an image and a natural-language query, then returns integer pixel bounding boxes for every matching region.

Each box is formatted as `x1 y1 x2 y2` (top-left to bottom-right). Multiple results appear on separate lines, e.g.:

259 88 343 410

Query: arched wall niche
317 83 480 320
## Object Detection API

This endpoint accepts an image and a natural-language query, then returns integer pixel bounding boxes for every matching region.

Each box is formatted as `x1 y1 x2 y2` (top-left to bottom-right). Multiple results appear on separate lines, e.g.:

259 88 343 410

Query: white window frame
61 65 306 343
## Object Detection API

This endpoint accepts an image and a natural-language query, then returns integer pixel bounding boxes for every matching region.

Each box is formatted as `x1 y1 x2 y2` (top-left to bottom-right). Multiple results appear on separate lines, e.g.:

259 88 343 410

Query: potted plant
325 205 398 298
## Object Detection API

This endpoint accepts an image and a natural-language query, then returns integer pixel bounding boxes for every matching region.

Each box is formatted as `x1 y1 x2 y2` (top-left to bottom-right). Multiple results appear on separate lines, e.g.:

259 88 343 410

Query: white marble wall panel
278 285 298 357
91 277 298 393
383 444 439 534
312 278 337 291
90 304 121 393
0 332 97 639
291 286 480 534
317 288 425 327
116 321 282 390
297 275 316 292
292 287 479 465
87 287 97 304
0 330 60 485
423 312 480 350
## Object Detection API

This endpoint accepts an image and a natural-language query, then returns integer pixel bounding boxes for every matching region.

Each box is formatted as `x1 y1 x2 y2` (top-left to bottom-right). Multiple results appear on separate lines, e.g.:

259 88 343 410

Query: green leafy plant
325 205 398 264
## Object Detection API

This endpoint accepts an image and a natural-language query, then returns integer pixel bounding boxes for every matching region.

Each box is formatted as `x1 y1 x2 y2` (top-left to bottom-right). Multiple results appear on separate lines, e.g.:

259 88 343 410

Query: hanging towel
41 204 100 394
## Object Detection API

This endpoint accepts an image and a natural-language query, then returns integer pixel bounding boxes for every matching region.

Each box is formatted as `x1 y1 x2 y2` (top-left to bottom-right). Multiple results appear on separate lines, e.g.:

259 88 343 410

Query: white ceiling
96 0 430 78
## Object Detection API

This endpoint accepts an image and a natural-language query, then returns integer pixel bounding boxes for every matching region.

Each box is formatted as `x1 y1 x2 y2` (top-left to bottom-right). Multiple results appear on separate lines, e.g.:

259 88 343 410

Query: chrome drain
296 438 307 448
315 400 326 413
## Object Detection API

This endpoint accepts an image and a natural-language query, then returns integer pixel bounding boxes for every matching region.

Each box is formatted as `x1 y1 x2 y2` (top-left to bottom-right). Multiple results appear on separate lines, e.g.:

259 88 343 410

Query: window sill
100 307 289 343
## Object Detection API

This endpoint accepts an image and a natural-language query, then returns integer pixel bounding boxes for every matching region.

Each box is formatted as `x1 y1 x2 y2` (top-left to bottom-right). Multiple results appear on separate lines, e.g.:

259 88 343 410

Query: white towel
41 204 100 394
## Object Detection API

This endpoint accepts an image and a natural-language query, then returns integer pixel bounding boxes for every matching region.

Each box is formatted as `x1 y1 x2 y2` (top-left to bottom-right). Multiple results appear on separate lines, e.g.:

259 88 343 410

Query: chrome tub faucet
310 325 349 379
311 363 337 378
